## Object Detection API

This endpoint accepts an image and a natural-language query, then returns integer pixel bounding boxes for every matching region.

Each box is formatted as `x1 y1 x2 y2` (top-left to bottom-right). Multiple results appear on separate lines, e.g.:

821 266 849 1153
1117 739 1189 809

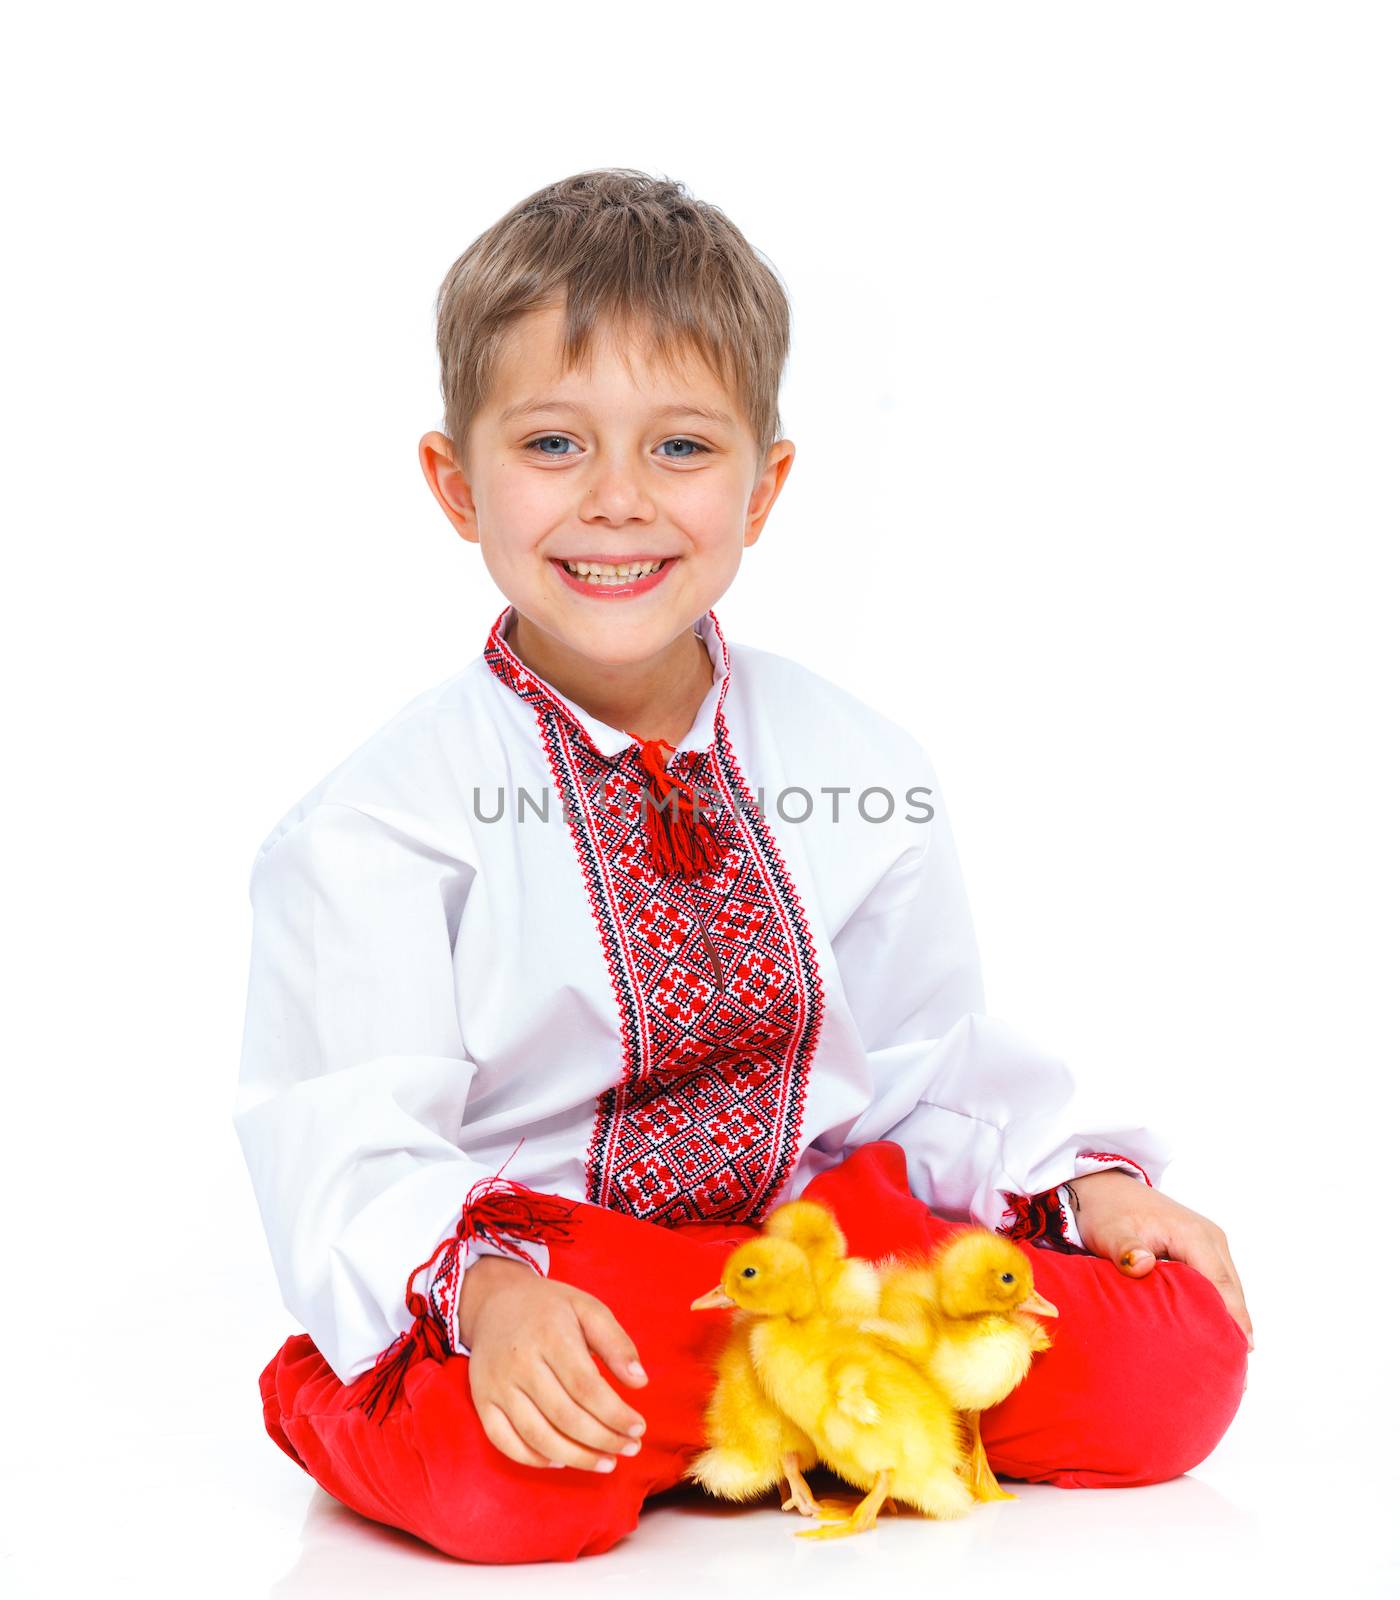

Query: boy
237 168 1251 1564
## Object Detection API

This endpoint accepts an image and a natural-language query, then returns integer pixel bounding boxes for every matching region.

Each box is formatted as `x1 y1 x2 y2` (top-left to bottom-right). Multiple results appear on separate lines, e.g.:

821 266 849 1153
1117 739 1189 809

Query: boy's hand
460 1254 650 1471
1065 1169 1255 1352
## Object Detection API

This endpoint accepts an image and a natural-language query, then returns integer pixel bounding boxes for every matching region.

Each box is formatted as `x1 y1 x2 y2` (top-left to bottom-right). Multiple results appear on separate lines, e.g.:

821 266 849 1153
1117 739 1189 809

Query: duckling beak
691 1284 737 1310
1016 1290 1059 1317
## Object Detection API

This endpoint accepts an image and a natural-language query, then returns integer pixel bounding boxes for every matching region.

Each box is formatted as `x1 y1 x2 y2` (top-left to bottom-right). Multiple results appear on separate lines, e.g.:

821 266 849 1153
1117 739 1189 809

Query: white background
4 2 1397 1594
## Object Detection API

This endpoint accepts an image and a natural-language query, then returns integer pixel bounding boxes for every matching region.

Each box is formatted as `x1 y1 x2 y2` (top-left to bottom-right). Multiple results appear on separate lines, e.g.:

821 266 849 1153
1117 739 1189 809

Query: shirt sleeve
831 750 1172 1240
232 800 554 1384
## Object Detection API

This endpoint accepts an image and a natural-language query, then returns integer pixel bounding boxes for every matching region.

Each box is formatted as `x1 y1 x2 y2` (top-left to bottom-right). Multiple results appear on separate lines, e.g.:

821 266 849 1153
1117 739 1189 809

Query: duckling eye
741 1266 757 1279
999 1272 1015 1284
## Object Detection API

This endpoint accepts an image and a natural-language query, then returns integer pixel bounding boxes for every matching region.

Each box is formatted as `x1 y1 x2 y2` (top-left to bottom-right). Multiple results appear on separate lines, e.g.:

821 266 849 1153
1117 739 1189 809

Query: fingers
476 1397 565 1471
1202 1250 1252 1350
1165 1225 1255 1352
562 1297 653 1439
1050 1179 1256 1356
476 1368 640 1474
572 1295 650 1391
533 1349 648 1459
1208 1232 1254 1351
491 1385 634 1474
471 1296 650 1472
1108 1233 1158 1278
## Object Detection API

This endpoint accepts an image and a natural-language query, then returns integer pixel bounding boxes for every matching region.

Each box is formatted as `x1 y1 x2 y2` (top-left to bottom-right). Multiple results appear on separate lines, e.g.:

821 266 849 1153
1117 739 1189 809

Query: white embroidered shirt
233 604 1166 1384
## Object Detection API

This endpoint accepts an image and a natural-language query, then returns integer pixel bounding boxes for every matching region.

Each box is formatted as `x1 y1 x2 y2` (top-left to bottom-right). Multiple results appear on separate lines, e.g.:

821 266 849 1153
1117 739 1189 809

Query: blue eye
523 435 711 460
526 435 579 457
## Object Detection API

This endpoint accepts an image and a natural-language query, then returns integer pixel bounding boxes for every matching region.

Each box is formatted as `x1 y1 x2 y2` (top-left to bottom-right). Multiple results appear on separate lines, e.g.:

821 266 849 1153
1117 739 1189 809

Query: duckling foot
809 1493 900 1519
796 1469 893 1539
963 1412 1016 1503
778 1454 825 1518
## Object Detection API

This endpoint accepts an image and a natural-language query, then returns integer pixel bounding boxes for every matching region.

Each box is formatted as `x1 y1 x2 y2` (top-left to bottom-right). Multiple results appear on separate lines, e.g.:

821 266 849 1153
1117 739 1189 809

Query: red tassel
630 734 724 880
346 1286 453 1423
997 1187 1092 1255
348 1155 582 1423
997 1188 1067 1246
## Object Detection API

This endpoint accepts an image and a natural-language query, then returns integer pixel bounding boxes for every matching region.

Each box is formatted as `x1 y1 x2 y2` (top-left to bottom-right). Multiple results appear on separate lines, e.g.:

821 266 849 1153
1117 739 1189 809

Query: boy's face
420 301 794 674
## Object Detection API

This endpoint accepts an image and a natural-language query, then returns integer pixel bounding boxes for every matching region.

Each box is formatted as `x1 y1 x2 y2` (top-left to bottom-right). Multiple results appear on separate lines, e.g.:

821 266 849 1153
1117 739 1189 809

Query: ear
419 430 481 544
742 439 797 549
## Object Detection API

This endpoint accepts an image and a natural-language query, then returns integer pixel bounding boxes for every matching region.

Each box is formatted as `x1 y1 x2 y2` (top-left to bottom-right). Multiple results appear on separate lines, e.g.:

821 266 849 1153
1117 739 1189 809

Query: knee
259 1346 305 1468
1115 1260 1250 1485
987 1257 1250 1489
1083 1260 1250 1487
266 1341 639 1565
384 1394 643 1564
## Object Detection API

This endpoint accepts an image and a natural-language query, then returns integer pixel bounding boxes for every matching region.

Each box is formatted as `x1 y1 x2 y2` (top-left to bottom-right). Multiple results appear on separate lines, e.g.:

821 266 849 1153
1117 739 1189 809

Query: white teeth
562 559 665 584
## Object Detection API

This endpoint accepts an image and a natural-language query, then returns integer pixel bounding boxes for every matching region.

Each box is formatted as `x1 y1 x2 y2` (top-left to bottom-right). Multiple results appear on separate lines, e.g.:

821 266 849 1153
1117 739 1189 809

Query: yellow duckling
858 1229 1058 1502
760 1199 884 1321
692 1235 976 1539
684 1199 883 1518
757 1199 907 1520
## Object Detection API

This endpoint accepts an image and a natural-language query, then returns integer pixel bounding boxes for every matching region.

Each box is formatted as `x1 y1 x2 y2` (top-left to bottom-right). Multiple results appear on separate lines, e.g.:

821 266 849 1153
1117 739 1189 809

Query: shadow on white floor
259 1443 1387 1600
268 1470 1250 1598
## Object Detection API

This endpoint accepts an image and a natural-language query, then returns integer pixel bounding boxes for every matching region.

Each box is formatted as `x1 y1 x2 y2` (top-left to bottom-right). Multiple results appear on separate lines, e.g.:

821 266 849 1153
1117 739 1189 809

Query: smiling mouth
555 558 670 586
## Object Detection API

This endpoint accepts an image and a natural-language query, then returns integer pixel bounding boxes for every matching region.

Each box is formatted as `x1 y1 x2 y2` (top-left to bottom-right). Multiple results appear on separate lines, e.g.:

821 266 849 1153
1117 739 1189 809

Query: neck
507 613 715 747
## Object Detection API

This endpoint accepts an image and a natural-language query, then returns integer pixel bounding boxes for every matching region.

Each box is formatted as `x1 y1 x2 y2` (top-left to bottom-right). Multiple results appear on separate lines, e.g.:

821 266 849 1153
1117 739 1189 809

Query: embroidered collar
483 603 732 761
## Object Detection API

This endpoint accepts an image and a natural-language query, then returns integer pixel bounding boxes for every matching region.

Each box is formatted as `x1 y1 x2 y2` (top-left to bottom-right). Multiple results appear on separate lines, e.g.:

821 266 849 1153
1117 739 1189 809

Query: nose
579 450 655 524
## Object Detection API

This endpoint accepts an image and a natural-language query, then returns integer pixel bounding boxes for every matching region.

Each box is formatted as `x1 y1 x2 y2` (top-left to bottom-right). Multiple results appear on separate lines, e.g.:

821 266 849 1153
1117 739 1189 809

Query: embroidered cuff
347 1175 582 1422
1058 1185 1085 1249
431 1234 551 1357
999 1151 1152 1252
1072 1150 1154 1187
1059 1151 1154 1250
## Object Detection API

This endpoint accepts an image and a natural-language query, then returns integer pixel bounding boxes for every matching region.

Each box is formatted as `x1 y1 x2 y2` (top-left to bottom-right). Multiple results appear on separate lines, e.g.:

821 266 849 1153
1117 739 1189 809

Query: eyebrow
497 396 735 427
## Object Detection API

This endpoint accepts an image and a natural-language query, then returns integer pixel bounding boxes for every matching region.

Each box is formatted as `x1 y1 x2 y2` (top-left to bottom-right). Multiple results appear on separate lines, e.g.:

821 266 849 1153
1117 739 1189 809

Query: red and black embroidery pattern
484 608 824 1230
1077 1150 1153 1186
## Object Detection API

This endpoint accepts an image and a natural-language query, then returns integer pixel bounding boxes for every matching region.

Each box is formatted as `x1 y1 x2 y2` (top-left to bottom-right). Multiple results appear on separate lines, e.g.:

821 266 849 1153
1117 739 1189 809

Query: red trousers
258 1141 1248 1563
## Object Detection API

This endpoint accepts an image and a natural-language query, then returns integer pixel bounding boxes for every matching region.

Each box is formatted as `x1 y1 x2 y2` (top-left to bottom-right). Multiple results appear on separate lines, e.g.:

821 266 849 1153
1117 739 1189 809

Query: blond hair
434 168 790 469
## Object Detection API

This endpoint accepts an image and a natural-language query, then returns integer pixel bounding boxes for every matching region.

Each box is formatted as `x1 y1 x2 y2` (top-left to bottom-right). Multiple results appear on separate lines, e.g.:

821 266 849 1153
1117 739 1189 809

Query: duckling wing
816 1334 973 1511
831 1359 882 1427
